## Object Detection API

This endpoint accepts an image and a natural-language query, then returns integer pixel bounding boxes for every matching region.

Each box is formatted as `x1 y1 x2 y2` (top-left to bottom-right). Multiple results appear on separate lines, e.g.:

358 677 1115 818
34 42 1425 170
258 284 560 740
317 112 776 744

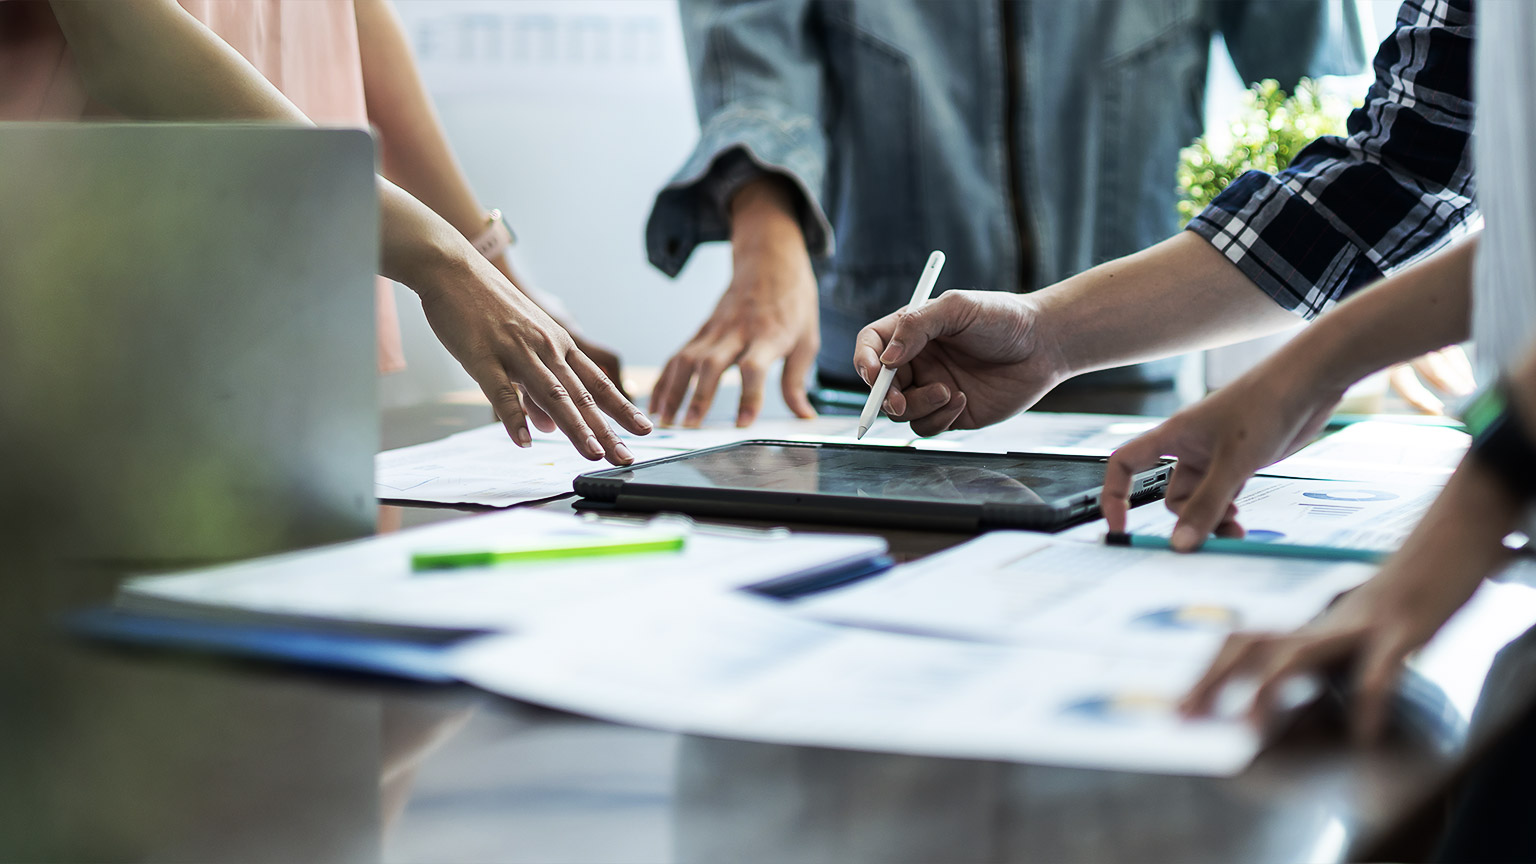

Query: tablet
574 441 1171 532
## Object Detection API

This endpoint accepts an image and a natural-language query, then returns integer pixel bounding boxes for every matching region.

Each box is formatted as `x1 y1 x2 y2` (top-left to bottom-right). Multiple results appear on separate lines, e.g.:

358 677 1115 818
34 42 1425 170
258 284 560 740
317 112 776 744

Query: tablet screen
612 444 1109 506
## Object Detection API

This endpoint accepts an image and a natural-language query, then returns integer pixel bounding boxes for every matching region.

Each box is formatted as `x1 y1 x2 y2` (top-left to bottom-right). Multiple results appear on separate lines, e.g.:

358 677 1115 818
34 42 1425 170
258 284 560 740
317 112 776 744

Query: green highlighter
412 532 687 572
1105 531 1385 564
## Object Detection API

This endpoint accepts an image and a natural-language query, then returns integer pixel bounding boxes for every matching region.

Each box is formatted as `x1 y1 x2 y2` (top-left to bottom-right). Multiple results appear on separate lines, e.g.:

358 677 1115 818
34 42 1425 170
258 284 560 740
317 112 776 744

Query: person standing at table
0 0 645 463
851 4 1536 854
849 0 1475 438
1134 2 1536 855
642 0 1369 428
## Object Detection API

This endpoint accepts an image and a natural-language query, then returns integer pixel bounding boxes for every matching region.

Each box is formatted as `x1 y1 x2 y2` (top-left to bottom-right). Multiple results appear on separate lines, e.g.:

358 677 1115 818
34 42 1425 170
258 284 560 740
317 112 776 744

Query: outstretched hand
418 253 652 465
1100 365 1343 550
1181 457 1520 742
650 240 819 428
650 176 820 428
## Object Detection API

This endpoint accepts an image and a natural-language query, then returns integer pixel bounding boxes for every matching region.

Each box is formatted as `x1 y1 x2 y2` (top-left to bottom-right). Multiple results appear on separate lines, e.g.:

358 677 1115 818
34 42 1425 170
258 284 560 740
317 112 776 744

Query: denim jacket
646 0 1366 385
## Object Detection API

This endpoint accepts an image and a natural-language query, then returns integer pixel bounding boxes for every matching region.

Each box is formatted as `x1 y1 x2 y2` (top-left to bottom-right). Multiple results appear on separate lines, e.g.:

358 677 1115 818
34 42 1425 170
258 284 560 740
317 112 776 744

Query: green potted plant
1177 78 1353 227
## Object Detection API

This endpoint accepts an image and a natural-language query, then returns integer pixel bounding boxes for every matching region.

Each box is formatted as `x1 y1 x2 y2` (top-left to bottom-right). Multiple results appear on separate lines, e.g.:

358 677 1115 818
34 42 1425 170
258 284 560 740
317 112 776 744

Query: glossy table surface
5 387 1529 862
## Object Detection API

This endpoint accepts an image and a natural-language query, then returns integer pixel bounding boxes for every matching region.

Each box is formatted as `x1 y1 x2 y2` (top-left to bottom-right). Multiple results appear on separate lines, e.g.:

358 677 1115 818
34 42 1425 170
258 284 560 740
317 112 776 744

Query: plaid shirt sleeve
1188 0 1477 319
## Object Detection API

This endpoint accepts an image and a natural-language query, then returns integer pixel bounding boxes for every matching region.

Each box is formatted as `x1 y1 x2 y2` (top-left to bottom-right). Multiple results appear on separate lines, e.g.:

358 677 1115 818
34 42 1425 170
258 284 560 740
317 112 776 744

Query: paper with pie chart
450 587 1265 776
794 531 1374 651
1064 475 1444 553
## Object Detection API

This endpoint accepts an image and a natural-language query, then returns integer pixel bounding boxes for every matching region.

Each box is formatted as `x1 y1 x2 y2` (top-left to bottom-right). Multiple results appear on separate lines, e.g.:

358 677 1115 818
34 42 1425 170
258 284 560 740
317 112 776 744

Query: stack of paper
449 530 1382 776
113 489 1533 777
118 509 889 633
113 410 1524 778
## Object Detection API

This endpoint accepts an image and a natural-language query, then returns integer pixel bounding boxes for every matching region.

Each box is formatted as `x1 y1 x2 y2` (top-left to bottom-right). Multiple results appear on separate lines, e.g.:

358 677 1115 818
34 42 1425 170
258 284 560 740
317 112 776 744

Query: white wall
383 0 730 407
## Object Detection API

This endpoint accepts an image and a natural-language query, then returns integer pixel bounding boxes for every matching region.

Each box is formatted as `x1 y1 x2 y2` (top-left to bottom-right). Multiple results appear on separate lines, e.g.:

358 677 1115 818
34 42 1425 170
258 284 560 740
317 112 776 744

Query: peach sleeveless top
0 0 405 373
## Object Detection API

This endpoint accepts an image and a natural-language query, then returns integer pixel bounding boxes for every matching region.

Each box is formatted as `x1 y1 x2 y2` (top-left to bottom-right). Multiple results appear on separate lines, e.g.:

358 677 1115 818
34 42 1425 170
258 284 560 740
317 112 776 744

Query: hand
1101 358 1344 549
570 333 625 396
1388 345 1477 415
483 255 630 410
1179 571 1467 743
852 290 1068 436
1181 458 1520 743
651 177 820 428
416 252 651 464
510 331 628 438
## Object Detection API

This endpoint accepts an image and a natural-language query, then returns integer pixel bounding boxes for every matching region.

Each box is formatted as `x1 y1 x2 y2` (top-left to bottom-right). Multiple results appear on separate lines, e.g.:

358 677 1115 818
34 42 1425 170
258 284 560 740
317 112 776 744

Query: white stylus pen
857 250 946 440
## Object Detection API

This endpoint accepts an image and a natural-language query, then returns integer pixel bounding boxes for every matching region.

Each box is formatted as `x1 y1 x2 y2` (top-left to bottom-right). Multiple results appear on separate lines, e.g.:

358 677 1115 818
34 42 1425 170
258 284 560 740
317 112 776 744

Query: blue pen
1105 531 1385 564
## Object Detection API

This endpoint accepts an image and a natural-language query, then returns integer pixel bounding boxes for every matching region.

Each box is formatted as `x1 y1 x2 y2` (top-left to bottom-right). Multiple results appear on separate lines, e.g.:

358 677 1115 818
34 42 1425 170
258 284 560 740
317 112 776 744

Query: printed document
118 509 887 633
377 417 915 507
447 589 1265 776
919 412 1162 455
1063 475 1442 553
375 425 655 507
1259 420 1469 484
794 531 1374 649
532 413 917 450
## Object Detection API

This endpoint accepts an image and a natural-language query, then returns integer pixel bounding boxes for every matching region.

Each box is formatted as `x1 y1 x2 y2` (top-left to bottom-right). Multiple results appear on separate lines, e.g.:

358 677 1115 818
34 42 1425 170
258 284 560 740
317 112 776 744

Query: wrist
1028 281 1100 380
1015 291 1074 388
729 176 806 255
378 180 479 297
395 229 479 303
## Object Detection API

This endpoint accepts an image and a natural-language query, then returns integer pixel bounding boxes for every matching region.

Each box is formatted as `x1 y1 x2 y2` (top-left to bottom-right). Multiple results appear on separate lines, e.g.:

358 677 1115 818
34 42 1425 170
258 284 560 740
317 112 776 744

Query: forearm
377 178 478 297
355 0 490 243
1034 232 1301 376
1382 453 1519 607
1279 235 1476 395
49 0 305 123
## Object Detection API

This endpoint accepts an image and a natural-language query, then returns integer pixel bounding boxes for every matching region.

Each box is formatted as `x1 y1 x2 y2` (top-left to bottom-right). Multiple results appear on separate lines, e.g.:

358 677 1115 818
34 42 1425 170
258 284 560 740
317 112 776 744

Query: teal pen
1105 531 1385 564
1324 412 1467 431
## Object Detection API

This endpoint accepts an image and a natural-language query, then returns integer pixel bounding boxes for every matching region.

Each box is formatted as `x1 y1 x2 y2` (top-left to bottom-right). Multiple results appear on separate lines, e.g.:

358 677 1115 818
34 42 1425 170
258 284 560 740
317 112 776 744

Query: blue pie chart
1132 605 1242 631
1063 692 1173 722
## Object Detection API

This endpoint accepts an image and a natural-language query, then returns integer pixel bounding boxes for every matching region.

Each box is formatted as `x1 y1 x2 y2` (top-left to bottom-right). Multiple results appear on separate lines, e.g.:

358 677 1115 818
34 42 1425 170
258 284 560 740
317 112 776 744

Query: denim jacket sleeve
645 0 834 277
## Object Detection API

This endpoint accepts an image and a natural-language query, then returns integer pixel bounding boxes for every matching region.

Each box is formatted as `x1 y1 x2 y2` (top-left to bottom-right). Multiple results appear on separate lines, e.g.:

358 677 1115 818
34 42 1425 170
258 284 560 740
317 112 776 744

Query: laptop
0 124 379 567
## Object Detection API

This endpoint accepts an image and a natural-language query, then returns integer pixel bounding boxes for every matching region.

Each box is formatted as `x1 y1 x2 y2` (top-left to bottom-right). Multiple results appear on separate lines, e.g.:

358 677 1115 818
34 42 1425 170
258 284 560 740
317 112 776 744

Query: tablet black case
574 440 1171 533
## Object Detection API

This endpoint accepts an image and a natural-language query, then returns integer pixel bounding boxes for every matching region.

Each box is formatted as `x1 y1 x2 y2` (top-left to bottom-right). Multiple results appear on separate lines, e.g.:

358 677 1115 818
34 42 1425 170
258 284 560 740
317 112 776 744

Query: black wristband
1465 380 1536 500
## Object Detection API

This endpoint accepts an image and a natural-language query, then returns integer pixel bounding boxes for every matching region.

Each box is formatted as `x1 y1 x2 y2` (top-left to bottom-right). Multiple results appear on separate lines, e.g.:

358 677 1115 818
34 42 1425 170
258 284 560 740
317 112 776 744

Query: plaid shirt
1188 0 1477 318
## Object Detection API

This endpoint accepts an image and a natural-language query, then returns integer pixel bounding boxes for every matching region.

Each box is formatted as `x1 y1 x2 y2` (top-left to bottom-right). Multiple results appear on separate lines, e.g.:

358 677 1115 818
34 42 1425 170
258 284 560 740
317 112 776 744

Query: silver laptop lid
0 124 378 566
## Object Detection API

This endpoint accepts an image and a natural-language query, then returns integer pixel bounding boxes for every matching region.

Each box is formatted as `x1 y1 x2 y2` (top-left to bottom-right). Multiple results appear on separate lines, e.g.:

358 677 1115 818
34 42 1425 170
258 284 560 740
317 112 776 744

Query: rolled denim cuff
646 103 833 277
